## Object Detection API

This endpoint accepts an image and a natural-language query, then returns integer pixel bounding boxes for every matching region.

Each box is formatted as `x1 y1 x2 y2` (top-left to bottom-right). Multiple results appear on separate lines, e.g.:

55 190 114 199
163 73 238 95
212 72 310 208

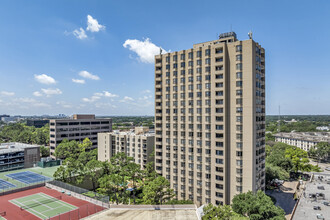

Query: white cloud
103 91 118 98
82 95 101 103
33 102 51 108
72 78 86 84
120 96 134 103
41 88 62 96
73 28 88 40
56 101 72 108
1 91 15 96
86 15 105 32
33 91 43 97
79 71 100 80
34 74 56 85
123 38 167 63
17 98 36 103
82 91 118 103
142 89 151 94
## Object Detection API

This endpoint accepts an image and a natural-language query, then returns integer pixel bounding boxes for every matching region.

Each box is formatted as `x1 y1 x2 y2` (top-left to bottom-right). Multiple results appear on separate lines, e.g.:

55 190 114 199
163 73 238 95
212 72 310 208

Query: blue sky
0 0 329 116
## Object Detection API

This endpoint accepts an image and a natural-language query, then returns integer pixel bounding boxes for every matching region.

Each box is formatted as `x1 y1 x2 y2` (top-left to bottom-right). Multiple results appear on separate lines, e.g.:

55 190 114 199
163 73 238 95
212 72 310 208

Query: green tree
265 163 290 184
124 162 143 204
81 159 102 192
142 176 174 205
285 146 309 173
202 203 247 220
309 142 330 164
232 190 285 220
40 145 50 157
55 139 82 160
53 165 69 182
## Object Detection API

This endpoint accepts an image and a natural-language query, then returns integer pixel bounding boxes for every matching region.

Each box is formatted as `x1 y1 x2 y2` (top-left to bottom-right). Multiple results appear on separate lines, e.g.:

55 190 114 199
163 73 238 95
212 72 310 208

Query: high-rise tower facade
154 32 265 205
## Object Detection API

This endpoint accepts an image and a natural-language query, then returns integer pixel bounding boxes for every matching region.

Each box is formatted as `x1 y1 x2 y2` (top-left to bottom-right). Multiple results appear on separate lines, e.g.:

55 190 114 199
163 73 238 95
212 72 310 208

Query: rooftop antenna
160 48 162 55
248 30 253 39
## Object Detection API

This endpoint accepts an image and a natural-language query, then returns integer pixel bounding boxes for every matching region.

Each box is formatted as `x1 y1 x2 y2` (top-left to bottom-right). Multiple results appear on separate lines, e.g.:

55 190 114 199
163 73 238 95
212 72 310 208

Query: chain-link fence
46 180 109 208
0 179 51 196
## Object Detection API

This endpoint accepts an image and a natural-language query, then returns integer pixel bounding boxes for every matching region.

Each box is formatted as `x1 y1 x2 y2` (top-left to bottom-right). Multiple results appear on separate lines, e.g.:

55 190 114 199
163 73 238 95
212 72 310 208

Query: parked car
313 206 321 210
316 214 324 219
271 179 284 186
322 201 330 206
317 186 325 190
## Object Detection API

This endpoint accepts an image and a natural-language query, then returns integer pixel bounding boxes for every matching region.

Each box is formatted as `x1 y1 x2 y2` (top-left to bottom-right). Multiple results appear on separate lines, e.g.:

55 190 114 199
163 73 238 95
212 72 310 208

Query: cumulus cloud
82 91 118 103
33 91 43 97
56 101 72 108
123 38 167 63
1 91 15 96
34 74 56 85
41 88 62 96
103 91 118 98
72 78 86 84
86 15 105 32
82 95 101 103
120 96 134 103
73 28 88 40
79 71 100 80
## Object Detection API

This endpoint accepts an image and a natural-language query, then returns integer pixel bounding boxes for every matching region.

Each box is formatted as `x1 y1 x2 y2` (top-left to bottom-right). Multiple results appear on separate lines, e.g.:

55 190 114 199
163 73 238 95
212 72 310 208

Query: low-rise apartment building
49 114 112 157
98 127 154 169
274 132 330 151
0 143 40 172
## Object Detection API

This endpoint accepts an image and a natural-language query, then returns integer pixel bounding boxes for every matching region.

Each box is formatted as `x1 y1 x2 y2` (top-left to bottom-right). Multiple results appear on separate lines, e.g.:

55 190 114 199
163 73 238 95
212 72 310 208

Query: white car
317 214 325 219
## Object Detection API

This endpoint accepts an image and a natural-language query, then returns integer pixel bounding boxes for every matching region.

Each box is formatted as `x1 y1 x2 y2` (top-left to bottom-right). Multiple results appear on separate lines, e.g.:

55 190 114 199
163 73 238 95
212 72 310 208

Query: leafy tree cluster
105 116 154 130
266 142 321 184
308 142 330 163
202 190 285 220
0 123 49 146
54 139 177 205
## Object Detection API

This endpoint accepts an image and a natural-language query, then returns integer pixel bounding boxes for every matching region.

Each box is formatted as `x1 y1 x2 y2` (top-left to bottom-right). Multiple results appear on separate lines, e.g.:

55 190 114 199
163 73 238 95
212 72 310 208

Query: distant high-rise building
98 127 155 169
49 114 112 157
154 32 266 205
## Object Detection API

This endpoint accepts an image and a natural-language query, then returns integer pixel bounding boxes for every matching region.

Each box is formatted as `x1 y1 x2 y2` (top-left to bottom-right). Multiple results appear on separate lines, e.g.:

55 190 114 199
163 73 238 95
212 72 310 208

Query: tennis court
0 179 15 190
10 192 77 219
6 171 51 184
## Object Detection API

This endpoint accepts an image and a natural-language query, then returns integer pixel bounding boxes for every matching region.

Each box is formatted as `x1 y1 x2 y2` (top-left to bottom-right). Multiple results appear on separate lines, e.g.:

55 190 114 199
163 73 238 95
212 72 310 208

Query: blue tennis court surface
0 179 16 190
6 171 51 184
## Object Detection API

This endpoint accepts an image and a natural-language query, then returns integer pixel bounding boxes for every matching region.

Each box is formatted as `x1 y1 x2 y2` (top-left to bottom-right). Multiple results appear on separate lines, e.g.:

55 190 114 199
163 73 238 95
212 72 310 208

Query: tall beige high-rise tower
154 32 265 206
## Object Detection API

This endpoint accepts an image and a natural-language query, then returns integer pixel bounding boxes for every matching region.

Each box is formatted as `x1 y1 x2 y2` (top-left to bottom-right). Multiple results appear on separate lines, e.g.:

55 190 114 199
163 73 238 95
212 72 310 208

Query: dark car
313 206 321 210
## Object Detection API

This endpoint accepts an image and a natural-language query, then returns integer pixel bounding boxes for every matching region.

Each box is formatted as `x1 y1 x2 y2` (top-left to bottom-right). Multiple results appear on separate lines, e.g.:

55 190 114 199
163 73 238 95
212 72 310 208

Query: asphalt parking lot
292 174 330 220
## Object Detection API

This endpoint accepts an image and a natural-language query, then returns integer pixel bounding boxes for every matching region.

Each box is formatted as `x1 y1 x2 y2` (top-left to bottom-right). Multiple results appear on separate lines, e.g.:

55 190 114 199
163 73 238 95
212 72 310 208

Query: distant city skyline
0 0 329 115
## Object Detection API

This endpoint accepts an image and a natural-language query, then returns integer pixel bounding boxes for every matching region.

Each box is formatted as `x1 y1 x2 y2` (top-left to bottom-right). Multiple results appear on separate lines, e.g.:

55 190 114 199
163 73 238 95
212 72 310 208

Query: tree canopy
232 190 285 220
0 123 49 145
309 142 330 163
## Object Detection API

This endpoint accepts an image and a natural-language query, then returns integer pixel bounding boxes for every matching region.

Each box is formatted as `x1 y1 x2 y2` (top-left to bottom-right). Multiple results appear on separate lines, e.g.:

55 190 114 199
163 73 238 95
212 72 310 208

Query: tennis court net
20 195 62 210
0 211 6 216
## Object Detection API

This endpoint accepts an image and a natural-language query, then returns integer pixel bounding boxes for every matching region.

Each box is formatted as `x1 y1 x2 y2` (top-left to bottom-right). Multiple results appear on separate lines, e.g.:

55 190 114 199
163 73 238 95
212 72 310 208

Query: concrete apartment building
154 32 266 205
98 127 155 169
274 132 330 151
0 143 40 172
49 114 112 156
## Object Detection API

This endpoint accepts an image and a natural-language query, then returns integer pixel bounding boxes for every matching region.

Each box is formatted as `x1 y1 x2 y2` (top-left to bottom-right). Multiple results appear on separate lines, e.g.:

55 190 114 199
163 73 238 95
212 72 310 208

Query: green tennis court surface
0 216 6 220
10 193 77 219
